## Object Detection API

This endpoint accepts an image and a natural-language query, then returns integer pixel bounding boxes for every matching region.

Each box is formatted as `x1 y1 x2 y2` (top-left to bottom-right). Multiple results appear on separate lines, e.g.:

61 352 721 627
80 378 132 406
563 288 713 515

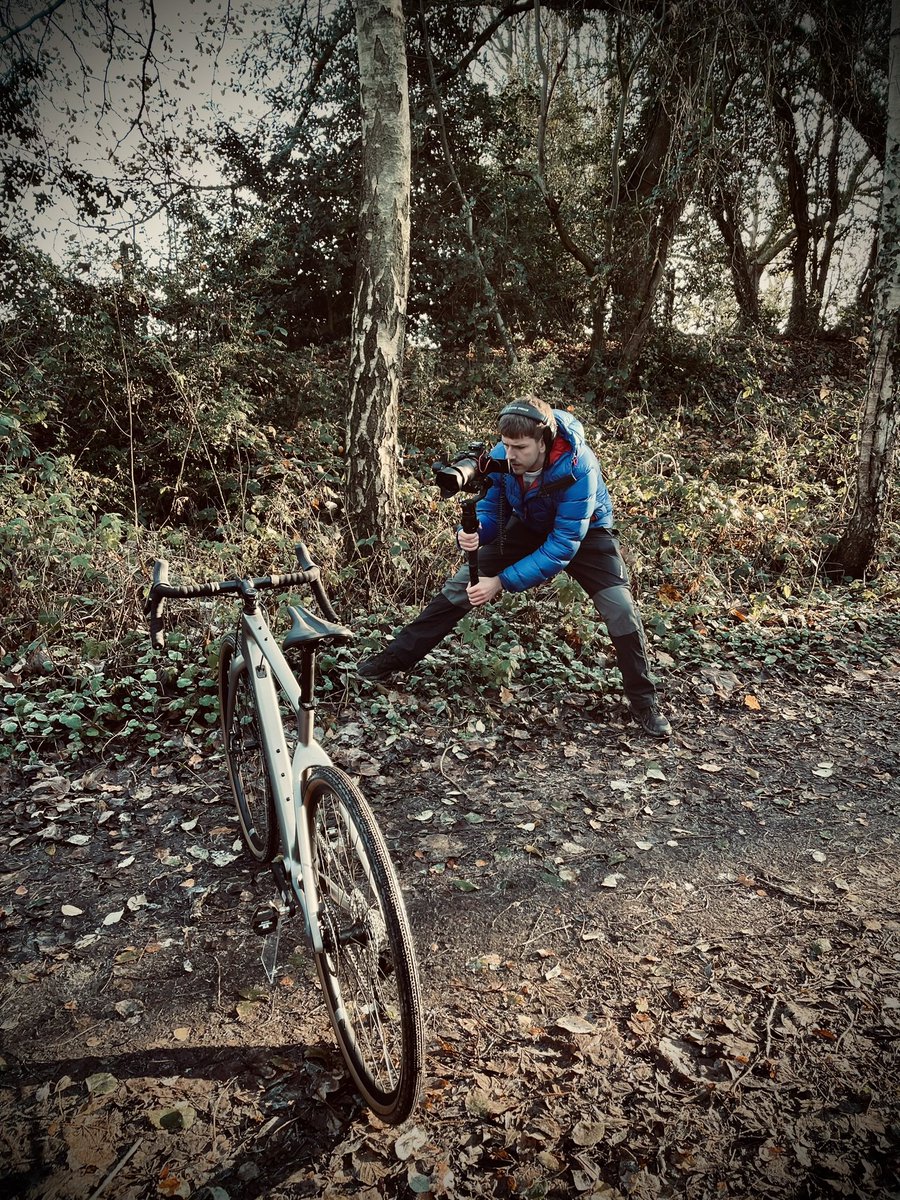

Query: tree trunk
345 0 410 560
606 100 674 343
827 0 900 579
772 87 816 337
710 185 763 328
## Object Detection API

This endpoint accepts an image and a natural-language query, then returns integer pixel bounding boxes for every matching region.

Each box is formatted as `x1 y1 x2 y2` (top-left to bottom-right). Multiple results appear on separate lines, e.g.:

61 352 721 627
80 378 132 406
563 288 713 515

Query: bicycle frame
222 606 331 955
146 546 425 1122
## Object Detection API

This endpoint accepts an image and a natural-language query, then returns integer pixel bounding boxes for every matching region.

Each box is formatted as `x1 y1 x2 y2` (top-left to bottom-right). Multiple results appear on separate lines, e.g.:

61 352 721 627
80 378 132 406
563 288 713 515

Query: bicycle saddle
282 604 355 649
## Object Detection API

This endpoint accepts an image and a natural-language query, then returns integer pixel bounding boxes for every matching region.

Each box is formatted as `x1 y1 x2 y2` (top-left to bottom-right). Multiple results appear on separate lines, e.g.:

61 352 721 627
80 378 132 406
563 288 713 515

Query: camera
432 442 508 499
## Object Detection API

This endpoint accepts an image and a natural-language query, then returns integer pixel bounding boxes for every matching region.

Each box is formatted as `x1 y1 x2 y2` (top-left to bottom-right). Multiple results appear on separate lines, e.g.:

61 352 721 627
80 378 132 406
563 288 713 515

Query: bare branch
418 0 518 363
0 0 69 46
531 0 597 277
131 0 158 134
436 1 532 84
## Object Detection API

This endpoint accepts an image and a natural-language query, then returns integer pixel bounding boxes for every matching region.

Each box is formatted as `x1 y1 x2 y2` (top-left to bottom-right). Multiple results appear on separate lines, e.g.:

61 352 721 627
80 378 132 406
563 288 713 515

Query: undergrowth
2 333 898 766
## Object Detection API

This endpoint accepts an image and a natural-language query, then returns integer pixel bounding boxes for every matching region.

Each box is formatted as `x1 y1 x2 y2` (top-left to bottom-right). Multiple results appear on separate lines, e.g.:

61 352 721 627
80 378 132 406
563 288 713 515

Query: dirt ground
2 645 900 1200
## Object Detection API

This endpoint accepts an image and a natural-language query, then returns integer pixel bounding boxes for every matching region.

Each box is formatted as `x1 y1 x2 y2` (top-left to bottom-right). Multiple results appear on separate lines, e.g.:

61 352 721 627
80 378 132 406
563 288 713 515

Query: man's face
501 433 546 475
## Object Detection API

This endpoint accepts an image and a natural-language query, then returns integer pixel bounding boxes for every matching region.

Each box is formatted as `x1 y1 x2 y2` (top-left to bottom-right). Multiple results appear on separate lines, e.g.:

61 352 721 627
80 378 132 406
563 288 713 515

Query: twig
437 745 474 804
764 995 779 1060
49 1020 106 1049
520 906 547 946
755 873 838 909
86 1138 143 1200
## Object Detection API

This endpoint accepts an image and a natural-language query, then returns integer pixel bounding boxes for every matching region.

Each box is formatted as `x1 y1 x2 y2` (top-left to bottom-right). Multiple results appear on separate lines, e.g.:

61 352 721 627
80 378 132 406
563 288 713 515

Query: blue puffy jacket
475 408 614 593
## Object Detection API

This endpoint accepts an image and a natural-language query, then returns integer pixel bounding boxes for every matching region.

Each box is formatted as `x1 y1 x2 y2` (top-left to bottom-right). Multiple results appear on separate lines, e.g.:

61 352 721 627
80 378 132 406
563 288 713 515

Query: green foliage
2 317 898 764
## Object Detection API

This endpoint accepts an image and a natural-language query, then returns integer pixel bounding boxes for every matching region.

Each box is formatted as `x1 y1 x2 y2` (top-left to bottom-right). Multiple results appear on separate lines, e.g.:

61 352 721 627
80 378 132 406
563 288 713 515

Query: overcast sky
3 0 263 262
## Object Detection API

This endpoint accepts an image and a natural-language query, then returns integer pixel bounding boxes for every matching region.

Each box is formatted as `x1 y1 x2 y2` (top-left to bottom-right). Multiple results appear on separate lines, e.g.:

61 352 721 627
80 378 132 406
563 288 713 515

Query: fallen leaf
85 1072 118 1096
394 1125 428 1160
102 909 125 926
571 1118 606 1147
61 905 84 917
555 1015 596 1034
149 1103 196 1132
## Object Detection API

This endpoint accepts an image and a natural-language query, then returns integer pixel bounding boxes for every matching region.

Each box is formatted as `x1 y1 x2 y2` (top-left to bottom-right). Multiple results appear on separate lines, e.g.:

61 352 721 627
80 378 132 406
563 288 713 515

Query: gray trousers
387 518 658 706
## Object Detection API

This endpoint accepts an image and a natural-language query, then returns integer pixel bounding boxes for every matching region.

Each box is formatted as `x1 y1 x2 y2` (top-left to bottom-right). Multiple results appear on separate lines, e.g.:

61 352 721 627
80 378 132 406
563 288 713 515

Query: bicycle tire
219 633 279 861
305 765 424 1123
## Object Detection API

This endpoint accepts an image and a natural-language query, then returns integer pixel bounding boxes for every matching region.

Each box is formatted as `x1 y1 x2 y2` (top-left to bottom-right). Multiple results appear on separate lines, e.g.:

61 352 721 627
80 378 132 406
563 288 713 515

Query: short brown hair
498 396 556 441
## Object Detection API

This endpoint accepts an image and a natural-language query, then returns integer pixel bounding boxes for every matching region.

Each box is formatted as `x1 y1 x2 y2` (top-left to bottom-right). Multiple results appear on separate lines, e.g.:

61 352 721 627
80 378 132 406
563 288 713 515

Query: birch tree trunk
828 0 900 579
346 0 410 559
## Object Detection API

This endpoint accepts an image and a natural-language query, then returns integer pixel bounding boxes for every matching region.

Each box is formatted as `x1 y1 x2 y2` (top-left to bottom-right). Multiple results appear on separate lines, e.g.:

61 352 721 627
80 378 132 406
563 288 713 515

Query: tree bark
709 184 764 328
771 86 817 337
827 0 900 579
346 0 411 561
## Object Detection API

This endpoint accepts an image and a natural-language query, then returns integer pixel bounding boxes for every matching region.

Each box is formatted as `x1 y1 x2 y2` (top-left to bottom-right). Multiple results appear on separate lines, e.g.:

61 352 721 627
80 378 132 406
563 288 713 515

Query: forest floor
2 627 900 1200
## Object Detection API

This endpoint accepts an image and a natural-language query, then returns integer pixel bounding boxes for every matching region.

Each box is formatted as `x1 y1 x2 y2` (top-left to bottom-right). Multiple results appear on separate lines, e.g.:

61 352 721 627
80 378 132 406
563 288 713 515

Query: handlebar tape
145 550 338 650
294 542 340 622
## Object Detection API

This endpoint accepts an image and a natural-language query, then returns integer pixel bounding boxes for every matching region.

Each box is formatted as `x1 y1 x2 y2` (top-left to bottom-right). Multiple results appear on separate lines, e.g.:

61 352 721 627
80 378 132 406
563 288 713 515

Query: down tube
241 616 331 948
241 617 300 852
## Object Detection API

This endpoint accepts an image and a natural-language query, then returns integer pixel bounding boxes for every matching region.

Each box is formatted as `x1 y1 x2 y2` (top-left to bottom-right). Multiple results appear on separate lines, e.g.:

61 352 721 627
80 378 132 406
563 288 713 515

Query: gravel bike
144 543 424 1123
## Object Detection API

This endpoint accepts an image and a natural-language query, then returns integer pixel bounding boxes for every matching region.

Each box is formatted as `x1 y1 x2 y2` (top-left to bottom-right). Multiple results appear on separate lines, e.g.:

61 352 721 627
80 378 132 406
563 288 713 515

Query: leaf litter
0 664 899 1198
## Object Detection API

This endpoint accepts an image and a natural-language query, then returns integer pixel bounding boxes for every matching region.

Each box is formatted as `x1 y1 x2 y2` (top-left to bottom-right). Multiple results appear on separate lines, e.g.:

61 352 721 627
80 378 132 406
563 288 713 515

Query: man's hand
458 530 480 552
467 576 502 607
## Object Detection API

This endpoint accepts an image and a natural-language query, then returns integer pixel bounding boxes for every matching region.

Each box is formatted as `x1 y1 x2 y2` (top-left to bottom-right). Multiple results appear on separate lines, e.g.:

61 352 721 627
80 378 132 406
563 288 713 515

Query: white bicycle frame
223 607 332 955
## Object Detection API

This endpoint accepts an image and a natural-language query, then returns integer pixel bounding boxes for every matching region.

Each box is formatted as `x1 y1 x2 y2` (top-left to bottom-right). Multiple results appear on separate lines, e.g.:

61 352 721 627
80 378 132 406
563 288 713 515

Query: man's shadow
2 1040 365 1200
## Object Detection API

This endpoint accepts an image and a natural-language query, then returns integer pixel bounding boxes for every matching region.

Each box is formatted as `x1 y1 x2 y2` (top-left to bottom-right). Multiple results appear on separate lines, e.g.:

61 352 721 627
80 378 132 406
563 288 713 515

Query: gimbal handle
460 500 480 585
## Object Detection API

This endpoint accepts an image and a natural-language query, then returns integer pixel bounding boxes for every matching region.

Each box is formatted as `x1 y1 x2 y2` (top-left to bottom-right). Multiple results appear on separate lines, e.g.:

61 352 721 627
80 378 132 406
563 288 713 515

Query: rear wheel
305 765 424 1124
219 633 278 861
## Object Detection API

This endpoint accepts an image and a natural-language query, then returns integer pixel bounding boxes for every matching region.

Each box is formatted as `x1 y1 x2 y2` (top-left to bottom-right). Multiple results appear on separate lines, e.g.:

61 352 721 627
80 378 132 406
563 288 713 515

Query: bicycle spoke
306 766 423 1123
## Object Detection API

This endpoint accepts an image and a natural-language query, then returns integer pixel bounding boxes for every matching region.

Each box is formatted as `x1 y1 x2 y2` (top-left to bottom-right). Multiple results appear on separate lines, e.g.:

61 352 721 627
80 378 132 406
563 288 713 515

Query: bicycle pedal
251 904 287 936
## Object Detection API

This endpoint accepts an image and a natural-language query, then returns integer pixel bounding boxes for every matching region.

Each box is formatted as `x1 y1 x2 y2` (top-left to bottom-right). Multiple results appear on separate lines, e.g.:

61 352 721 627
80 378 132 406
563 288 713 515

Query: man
358 397 671 738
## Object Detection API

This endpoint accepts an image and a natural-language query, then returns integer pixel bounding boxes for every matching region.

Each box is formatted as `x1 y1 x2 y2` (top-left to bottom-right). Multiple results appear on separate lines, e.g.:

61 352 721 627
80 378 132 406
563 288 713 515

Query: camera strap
537 473 577 497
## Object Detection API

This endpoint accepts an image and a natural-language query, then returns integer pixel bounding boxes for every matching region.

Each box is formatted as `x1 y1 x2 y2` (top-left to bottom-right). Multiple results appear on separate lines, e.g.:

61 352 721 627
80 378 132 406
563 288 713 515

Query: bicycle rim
306 765 424 1123
219 633 278 861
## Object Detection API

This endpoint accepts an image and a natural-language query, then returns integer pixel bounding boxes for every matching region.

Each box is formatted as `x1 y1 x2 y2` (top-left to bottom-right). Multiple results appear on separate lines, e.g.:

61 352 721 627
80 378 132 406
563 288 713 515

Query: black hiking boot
631 702 672 739
357 649 406 681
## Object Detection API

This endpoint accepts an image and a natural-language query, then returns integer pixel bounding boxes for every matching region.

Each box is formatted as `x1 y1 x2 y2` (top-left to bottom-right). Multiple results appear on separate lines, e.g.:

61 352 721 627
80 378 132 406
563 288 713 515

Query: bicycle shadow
2 1042 364 1200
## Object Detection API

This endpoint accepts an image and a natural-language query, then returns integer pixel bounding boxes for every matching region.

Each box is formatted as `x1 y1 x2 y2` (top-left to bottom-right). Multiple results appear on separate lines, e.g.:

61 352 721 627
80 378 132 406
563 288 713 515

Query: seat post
298 648 317 711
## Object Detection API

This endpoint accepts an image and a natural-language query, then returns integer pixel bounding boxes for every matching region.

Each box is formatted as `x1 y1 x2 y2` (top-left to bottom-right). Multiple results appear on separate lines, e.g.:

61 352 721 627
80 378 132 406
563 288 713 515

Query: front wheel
306 766 424 1124
219 633 278 861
